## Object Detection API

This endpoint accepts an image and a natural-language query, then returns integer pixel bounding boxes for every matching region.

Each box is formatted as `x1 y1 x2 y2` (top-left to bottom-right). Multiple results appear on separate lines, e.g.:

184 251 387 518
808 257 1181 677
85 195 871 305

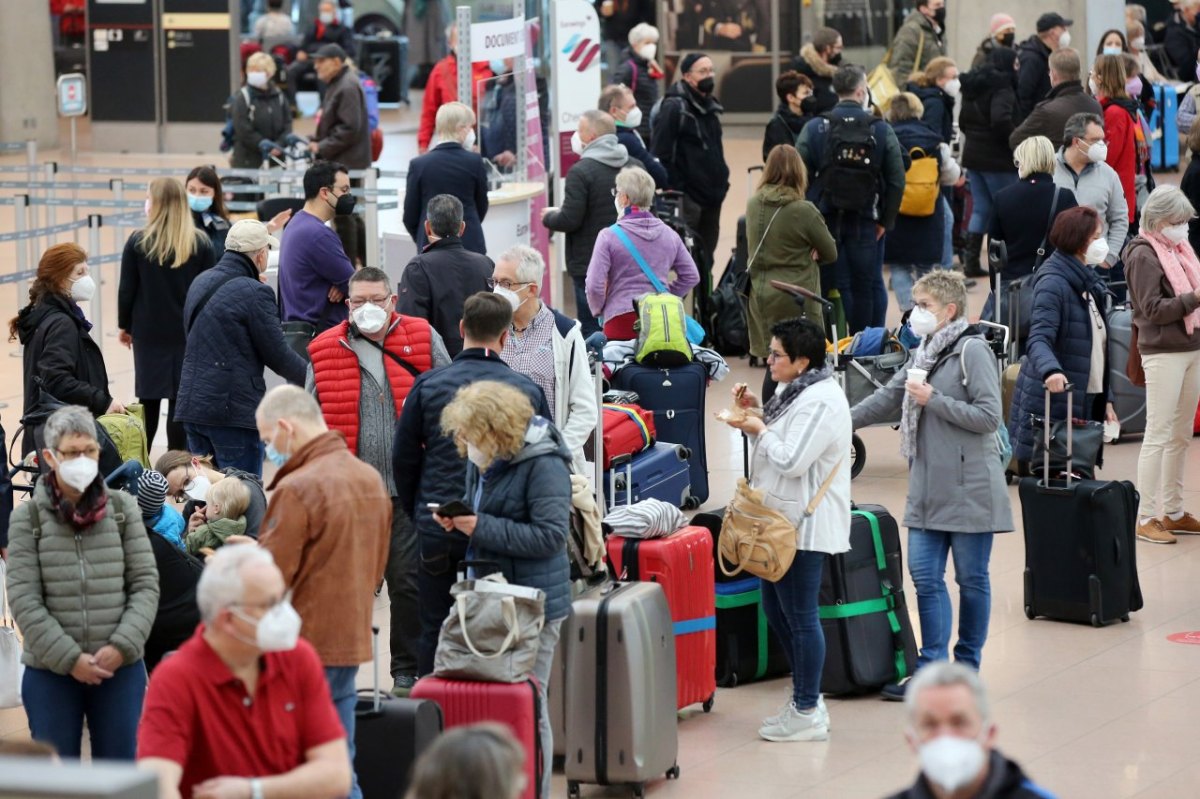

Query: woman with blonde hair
908 56 959 144
435 380 571 799
231 50 295 169
746 144 836 397
118 177 215 450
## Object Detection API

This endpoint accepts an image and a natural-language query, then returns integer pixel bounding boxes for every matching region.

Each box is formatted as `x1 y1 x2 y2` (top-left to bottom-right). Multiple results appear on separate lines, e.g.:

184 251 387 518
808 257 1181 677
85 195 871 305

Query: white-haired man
493 245 597 475
137 546 351 799
885 662 1056 799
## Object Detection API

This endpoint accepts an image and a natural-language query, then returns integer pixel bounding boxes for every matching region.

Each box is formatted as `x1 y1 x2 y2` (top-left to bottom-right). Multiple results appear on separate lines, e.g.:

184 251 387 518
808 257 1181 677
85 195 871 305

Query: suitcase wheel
682 494 701 511
633 784 646 798
568 782 580 799
850 433 866 480
702 694 715 713
666 764 681 779
1024 604 1035 620
1121 614 1130 623
1091 613 1102 628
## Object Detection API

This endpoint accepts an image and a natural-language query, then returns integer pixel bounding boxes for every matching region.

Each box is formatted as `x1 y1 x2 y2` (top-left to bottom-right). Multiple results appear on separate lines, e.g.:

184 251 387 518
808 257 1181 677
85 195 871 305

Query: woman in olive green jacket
7 405 158 760
747 144 838 395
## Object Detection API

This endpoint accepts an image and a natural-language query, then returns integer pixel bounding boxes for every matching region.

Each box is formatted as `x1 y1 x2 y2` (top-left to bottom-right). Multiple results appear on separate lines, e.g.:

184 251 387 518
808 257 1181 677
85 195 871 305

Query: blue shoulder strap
609 224 667 294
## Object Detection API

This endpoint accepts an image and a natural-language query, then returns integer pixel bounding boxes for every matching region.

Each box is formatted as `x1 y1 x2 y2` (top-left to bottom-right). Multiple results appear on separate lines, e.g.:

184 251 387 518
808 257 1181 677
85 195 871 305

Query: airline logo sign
561 33 600 71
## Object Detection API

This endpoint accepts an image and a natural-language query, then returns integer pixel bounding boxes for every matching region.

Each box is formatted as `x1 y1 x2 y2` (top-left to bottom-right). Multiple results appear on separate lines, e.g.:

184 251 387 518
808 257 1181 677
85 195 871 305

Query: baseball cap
313 43 348 61
225 219 280 253
1037 13 1073 33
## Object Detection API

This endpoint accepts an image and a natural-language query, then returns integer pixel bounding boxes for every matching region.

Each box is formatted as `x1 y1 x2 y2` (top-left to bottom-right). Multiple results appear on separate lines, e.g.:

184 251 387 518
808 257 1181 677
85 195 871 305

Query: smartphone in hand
428 499 473 518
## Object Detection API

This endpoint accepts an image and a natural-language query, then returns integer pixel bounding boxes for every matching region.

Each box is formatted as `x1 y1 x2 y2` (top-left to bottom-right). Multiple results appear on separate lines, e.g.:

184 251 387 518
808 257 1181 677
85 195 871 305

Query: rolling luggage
1105 304 1148 439
564 581 680 798
410 677 542 799
600 403 656 470
549 631 567 759
355 627 443 799
606 527 717 713
359 35 409 104
611 362 709 507
1195 397 1200 435
819 505 918 695
1148 83 1180 171
1020 387 1143 626
605 442 691 509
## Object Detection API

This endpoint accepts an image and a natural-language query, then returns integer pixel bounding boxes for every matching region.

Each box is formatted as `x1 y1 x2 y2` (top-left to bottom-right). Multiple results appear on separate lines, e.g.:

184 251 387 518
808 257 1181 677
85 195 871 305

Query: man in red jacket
306 266 451 697
417 24 494 152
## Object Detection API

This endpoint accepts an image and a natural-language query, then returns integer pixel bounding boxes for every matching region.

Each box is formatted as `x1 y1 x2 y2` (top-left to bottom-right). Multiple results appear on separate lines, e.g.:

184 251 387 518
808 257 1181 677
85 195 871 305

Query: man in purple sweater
279 161 357 331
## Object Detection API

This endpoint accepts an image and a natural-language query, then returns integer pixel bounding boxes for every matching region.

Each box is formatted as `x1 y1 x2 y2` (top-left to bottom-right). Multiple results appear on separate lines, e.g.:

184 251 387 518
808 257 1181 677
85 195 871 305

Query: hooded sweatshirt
585 210 701 321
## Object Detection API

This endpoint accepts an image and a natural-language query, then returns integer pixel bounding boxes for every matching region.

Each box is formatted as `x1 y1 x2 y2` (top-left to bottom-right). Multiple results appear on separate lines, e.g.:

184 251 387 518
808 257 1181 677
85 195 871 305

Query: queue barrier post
88 214 104 344
13 194 30 320
364 167 380 270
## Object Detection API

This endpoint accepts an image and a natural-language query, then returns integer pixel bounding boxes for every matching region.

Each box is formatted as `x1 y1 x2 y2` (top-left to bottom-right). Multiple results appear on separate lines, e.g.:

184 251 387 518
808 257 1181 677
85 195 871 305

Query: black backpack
818 113 882 213
706 252 750 356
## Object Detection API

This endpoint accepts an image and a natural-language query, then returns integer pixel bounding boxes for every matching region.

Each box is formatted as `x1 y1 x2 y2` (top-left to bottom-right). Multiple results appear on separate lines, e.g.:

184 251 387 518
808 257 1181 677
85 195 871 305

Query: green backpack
633 293 694 367
98 407 150 468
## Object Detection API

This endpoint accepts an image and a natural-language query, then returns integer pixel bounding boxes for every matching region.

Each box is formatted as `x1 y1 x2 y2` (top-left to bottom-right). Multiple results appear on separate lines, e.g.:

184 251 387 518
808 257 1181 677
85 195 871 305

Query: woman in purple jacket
584 166 700 340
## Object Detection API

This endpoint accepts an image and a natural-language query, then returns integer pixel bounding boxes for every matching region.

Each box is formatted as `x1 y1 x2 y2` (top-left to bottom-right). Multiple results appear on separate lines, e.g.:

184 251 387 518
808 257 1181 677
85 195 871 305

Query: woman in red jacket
1090 54 1138 224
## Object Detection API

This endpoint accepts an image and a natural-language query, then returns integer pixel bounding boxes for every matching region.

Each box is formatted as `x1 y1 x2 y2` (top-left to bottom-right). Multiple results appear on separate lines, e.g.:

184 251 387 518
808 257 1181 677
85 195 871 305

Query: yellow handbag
899 146 940 217
718 464 841 583
868 30 924 110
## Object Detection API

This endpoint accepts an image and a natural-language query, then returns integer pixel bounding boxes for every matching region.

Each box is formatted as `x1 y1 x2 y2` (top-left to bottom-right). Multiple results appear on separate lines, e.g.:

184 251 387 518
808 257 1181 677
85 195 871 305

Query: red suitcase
607 526 717 713
410 676 541 799
601 403 656 470
1194 397 1200 435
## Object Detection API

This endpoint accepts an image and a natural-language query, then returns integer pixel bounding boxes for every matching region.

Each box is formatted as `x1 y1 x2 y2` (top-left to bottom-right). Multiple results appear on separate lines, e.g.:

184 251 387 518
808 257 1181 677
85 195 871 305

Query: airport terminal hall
7 0 1200 797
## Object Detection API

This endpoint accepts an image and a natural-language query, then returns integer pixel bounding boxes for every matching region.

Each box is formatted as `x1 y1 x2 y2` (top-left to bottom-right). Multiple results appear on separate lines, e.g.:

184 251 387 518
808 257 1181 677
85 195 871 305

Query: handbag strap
357 329 422 378
803 460 843 518
1033 186 1062 269
747 208 783 271
455 593 523 659
610 224 667 294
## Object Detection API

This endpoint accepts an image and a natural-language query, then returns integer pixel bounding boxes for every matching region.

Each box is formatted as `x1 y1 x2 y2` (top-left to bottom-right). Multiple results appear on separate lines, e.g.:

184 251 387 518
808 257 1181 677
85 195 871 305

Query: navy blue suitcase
605 442 692 508
611 363 708 508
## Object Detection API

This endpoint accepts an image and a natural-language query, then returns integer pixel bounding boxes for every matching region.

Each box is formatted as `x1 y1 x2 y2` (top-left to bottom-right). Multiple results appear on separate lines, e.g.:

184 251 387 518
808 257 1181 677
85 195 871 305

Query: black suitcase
612 362 709 507
359 35 409 104
1020 388 1143 627
355 626 443 798
819 504 918 695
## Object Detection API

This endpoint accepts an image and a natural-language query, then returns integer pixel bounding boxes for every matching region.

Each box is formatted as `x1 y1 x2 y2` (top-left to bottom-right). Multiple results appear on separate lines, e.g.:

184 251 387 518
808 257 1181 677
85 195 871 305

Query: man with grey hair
398 195 494 356
255 385 391 799
137 545 352 799
493 245 596 475
404 101 491 255
885 662 1055 799
542 109 641 337
1053 113 1129 271
599 84 668 188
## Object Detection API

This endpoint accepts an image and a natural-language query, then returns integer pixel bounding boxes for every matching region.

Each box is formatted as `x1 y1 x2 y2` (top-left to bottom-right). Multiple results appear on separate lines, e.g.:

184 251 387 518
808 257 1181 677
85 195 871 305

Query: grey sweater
1053 151 1129 268
7 483 159 673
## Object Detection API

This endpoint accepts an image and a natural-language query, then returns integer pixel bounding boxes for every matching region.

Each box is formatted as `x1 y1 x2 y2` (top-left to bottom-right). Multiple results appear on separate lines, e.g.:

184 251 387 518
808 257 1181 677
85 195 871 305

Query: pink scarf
1139 229 1200 335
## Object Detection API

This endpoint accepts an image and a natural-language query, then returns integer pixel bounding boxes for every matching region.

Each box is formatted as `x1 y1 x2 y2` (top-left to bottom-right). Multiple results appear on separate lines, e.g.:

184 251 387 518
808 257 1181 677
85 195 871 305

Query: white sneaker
763 695 830 731
758 703 830 742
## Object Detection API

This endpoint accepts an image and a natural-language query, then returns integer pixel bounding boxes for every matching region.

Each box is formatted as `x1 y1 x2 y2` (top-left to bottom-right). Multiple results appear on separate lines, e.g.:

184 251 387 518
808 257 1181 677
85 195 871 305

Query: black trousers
140 396 187 452
416 533 470 676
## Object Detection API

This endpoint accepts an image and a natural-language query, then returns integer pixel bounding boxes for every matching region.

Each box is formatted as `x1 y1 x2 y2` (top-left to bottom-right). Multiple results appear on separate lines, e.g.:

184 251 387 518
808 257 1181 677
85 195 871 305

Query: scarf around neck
1139 229 1200 335
763 365 833 425
47 471 109 531
899 318 969 460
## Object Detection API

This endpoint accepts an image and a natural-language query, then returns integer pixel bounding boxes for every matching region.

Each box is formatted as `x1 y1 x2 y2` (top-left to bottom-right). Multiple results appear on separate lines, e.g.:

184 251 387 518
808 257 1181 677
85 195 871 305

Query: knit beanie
989 14 1016 36
138 469 168 518
679 52 708 76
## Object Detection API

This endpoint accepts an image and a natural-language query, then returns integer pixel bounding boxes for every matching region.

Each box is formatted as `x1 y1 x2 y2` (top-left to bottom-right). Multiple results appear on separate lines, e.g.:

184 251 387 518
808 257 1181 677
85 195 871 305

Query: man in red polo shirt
137 546 350 799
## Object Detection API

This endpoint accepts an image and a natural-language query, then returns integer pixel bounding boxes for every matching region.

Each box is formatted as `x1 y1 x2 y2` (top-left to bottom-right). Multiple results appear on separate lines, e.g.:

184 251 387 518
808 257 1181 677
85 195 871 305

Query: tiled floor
3 97 1200 799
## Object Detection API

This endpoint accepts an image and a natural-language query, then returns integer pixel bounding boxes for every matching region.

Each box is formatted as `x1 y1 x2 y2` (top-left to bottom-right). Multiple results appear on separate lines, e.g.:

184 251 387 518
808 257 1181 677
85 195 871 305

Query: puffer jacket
852 327 1014 534
175 249 307 430
230 84 294 169
611 47 660 143
909 81 955 144
1007 251 1110 462
791 43 838 115
6 482 159 673
960 48 1021 173
465 417 573 621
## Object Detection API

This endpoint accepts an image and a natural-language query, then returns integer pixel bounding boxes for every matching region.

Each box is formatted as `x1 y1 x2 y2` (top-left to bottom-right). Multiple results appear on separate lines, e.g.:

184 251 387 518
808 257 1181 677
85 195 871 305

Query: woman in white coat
722 317 852 743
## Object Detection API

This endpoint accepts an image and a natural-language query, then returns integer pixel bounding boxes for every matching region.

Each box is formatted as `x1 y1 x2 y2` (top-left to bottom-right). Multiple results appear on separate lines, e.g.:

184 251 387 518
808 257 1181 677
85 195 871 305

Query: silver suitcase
565 581 680 798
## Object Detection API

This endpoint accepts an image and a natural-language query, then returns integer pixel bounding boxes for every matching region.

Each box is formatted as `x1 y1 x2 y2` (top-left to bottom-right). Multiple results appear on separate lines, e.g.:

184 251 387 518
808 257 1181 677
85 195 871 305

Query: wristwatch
249 778 264 799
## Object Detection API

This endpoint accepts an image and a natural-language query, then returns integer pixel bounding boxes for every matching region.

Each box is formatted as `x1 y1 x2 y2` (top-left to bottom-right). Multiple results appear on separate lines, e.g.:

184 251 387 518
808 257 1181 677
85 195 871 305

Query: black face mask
932 6 946 26
696 76 715 95
997 32 1015 48
800 96 819 114
327 191 356 216
828 51 843 66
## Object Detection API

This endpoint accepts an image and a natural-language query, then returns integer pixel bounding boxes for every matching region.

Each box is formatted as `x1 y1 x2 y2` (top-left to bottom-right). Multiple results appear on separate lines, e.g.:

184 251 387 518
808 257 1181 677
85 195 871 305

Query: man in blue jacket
393 292 551 674
176 220 307 476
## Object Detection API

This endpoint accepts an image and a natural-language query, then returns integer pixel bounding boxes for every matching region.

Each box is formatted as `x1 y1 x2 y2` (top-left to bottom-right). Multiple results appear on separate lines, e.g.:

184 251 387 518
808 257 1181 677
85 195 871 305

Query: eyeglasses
766 351 788 362
486 278 530 290
55 445 100 460
347 296 391 308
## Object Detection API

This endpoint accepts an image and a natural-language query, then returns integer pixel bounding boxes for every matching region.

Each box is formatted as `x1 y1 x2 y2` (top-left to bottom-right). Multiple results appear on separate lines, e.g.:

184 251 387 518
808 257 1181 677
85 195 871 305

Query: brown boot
1137 518 1177 544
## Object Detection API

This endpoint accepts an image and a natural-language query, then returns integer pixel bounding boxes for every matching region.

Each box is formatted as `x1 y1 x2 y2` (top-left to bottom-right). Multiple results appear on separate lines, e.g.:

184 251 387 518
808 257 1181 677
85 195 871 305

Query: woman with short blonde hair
1013 135 1056 178
118 177 215 450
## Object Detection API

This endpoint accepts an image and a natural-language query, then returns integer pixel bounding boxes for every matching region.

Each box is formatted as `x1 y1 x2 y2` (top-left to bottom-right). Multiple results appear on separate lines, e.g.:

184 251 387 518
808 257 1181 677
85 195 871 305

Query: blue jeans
22 660 147 760
890 264 936 312
906 529 995 671
571 275 602 338
966 170 1019 234
184 423 264 478
326 666 362 799
940 195 954 269
760 550 826 709
821 214 884 334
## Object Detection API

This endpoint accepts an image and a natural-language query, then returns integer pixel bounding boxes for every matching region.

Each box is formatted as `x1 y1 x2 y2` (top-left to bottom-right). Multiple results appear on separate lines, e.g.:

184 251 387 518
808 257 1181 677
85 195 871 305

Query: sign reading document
470 17 526 61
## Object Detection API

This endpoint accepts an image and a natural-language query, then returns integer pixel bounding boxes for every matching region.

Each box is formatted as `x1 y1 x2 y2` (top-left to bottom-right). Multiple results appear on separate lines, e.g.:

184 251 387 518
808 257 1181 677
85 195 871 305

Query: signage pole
457 6 472 117
513 0 526 182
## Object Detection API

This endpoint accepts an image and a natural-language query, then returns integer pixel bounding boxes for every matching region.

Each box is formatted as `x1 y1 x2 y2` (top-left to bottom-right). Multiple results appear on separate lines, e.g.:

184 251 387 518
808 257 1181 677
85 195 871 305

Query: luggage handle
1042 382 1074 487
370 625 382 712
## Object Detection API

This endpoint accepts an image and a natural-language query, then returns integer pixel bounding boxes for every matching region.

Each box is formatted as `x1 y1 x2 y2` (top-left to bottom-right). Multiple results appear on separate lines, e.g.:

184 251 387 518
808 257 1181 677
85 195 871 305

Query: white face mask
614 197 625 217
1162 223 1191 245
943 78 961 97
318 11 336 24
1084 237 1110 265
918 735 987 794
570 130 585 155
56 455 99 492
1058 30 1071 49
623 106 643 129
70 274 96 303
466 442 489 468
1088 77 1099 96
247 71 269 89
636 43 656 61
144 197 153 217
463 128 477 150
1081 140 1108 163
909 306 941 337
493 284 526 311
185 472 212 503
351 302 390 334
1131 37 1146 51
233 599 302 652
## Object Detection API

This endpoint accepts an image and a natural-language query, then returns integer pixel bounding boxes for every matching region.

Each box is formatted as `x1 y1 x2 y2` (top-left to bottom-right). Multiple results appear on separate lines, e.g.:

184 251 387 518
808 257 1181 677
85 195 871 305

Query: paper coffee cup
906 368 928 385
